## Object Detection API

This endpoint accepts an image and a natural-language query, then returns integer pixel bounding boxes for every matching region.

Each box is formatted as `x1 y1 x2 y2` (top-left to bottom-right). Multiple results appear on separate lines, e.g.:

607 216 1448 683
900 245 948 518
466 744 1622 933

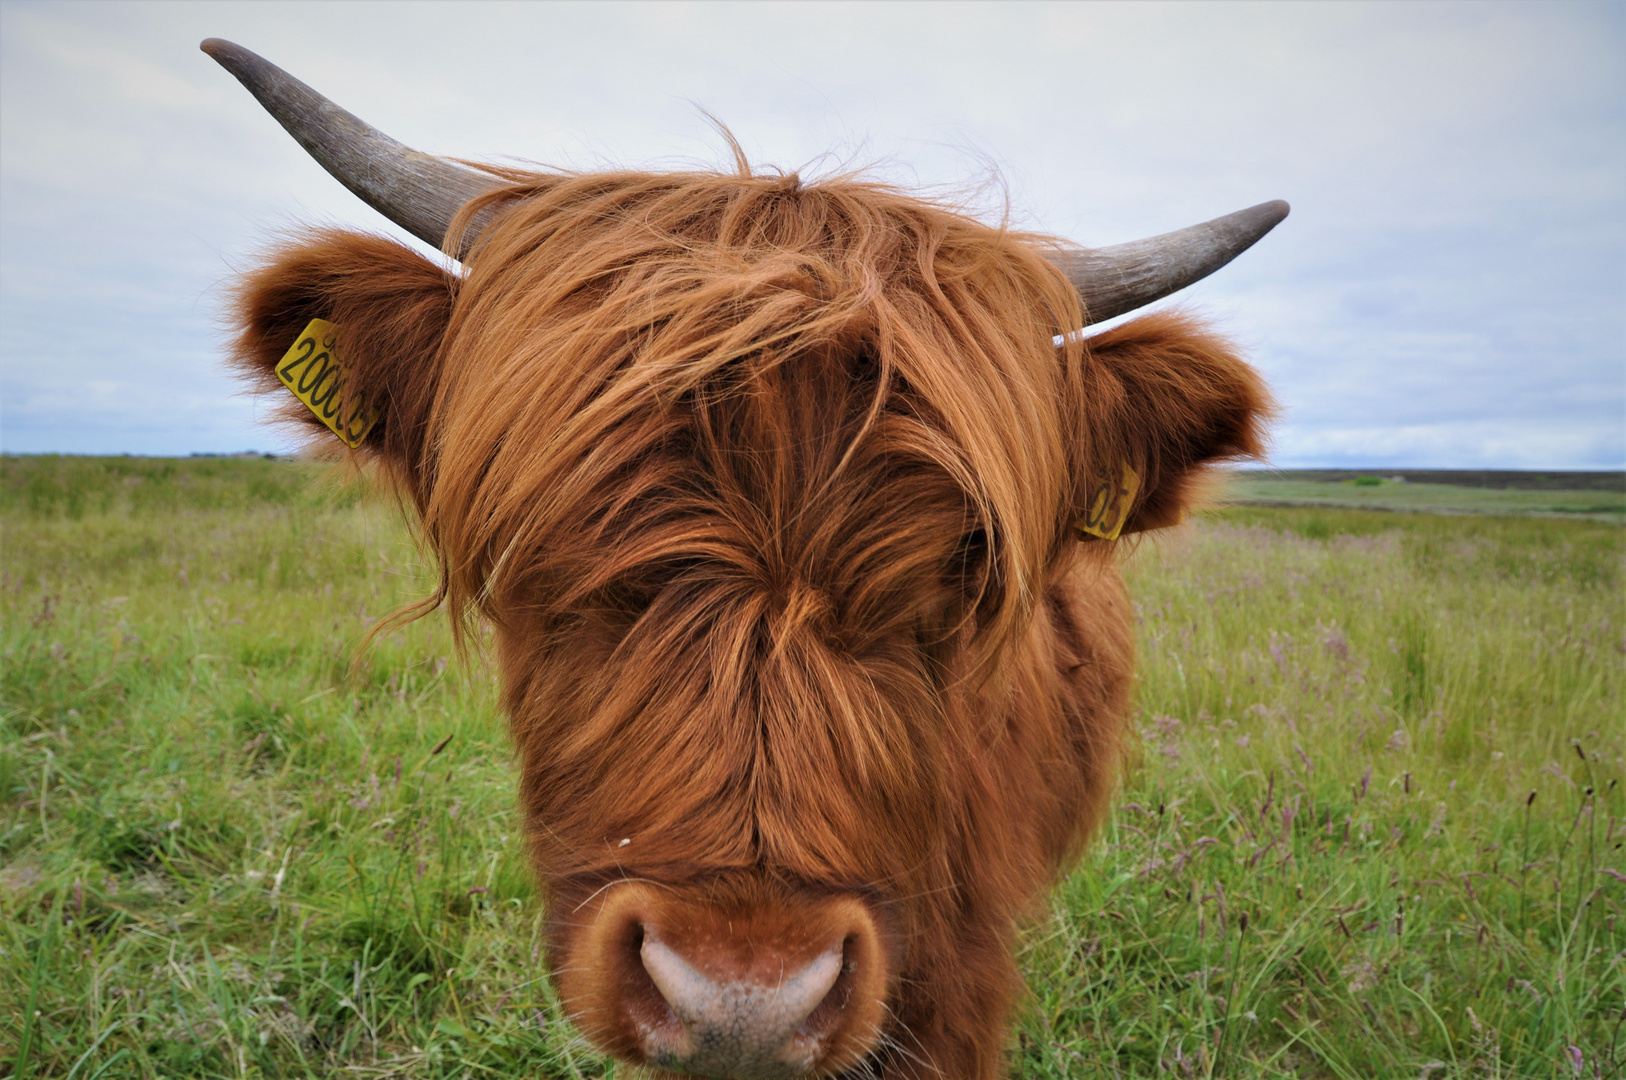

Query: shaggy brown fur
228 166 1271 1077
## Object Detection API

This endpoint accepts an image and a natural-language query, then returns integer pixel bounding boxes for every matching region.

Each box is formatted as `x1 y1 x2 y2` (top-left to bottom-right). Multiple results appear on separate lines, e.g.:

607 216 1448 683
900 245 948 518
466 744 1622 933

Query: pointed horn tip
1254 199 1290 228
200 38 259 77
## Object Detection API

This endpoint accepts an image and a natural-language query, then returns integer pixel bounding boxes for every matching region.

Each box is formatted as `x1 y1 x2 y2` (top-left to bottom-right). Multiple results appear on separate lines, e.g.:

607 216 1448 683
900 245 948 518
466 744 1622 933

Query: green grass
1221 474 1625 520
2 456 1622 1078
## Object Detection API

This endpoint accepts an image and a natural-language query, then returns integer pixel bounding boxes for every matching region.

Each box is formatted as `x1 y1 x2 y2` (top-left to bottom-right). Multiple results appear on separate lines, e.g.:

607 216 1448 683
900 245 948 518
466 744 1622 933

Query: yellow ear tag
274 319 380 449
1073 463 1141 540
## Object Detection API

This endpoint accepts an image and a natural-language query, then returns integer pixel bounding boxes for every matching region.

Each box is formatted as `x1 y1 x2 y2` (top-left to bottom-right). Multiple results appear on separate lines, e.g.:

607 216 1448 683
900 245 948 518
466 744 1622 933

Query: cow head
207 40 1279 1078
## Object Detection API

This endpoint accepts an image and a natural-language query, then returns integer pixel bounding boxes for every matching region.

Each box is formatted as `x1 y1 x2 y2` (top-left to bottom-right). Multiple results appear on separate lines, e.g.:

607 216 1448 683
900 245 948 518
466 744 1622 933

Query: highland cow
205 38 1282 1079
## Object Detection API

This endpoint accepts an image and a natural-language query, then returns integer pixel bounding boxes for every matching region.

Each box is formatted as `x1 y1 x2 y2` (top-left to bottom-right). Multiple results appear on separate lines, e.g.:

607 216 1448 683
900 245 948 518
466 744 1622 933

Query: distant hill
1232 469 1624 492
1219 469 1624 519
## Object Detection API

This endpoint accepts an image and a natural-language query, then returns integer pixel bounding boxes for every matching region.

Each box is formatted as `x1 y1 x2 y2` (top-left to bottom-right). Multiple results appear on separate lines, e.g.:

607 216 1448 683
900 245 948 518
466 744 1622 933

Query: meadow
2 455 1621 1079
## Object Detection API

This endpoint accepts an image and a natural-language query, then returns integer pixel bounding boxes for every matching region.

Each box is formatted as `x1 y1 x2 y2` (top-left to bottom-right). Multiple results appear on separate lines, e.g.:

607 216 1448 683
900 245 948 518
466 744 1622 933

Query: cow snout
559 882 889 1078
639 929 843 1076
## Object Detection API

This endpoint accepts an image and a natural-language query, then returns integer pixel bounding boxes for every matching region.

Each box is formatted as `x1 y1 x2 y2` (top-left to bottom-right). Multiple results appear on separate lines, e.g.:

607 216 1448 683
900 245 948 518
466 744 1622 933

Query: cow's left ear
227 228 457 509
1067 311 1273 538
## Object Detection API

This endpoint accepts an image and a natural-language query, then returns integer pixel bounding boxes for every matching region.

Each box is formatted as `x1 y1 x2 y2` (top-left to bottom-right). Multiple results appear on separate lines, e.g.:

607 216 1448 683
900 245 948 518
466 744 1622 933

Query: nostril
794 936 858 1040
611 920 685 1046
639 932 719 1023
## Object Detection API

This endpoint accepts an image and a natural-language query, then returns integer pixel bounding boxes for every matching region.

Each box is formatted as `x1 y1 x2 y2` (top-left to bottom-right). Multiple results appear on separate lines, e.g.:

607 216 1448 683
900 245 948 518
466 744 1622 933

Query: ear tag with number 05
274 319 380 448
1073 463 1141 541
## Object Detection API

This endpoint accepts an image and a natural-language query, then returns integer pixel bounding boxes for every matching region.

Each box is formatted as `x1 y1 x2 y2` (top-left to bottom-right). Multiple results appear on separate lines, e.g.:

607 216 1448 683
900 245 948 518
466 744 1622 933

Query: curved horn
1051 200 1290 326
201 38 505 256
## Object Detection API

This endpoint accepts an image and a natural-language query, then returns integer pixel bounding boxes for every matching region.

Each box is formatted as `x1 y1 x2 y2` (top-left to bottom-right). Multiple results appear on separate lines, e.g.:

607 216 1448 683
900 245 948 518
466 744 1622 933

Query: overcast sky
1 0 1621 467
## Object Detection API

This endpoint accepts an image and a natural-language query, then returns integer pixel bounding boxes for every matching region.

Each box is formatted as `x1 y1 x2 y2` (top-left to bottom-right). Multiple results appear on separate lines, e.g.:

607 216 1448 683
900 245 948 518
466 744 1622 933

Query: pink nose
639 930 844 1077
556 882 889 1077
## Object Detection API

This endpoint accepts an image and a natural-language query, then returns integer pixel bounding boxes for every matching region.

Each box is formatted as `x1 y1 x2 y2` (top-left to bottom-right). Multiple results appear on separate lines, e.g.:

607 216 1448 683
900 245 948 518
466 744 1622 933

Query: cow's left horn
201 39 505 257
1051 200 1290 326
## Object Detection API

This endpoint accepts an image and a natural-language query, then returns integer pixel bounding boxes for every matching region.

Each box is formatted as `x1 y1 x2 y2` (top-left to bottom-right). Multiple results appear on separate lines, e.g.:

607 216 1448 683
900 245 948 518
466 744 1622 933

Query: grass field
2 455 1622 1079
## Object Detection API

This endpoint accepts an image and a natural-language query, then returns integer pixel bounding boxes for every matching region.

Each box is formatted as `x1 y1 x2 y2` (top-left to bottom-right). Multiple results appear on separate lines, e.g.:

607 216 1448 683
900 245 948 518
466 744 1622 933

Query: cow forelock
490 346 1028 893
409 172 1088 893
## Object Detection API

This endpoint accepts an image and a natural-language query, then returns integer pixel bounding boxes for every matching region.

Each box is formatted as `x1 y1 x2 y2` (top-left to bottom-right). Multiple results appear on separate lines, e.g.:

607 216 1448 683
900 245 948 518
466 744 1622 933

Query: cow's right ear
1066 311 1273 539
228 228 457 509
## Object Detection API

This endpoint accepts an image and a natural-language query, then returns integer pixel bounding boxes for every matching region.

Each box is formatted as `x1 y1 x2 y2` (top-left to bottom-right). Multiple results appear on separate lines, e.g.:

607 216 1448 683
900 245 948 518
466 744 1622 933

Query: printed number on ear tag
275 319 380 449
1073 463 1141 541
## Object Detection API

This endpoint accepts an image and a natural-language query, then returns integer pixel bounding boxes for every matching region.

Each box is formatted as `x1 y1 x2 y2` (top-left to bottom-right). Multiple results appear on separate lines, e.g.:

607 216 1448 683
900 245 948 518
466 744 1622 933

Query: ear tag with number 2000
274 319 380 449
1073 462 1141 541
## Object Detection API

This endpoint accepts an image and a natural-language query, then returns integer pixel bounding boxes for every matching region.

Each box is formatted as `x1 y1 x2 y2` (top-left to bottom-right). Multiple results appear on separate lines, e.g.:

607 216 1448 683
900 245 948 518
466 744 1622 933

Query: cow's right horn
201 39 506 258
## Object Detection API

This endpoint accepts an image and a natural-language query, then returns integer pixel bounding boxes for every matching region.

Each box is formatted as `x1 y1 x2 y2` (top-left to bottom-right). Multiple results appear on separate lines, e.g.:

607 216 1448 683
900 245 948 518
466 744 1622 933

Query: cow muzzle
558 881 889 1078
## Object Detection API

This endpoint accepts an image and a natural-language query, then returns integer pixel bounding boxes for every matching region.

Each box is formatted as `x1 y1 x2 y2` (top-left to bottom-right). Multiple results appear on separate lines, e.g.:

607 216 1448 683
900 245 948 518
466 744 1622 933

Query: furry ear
1070 311 1273 537
227 229 457 509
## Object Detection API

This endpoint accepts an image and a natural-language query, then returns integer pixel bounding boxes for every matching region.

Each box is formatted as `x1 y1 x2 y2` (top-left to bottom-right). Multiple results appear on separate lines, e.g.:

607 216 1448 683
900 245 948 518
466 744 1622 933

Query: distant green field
2 456 1622 1079
1221 472 1625 520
